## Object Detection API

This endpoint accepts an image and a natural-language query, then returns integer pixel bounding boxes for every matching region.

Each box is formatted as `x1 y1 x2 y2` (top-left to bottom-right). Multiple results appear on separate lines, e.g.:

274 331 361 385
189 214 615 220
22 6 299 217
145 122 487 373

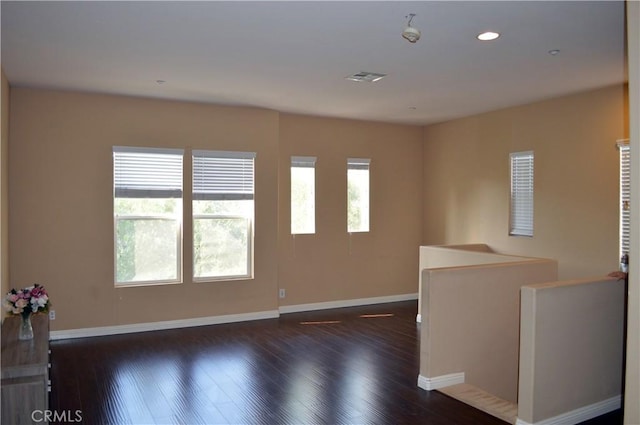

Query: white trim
113 146 184 156
192 149 256 159
278 293 418 314
514 395 621 425
50 294 418 340
347 157 371 166
50 310 279 340
417 372 465 391
616 138 630 149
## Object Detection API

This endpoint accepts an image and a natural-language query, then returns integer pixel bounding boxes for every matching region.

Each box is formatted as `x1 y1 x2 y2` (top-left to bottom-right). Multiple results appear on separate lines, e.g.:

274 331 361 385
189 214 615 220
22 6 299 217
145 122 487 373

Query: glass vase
19 312 34 340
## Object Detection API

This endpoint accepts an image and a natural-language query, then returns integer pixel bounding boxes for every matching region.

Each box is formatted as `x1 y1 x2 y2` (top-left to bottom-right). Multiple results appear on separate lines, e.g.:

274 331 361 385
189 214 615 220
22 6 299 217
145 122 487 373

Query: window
193 150 255 280
618 140 630 258
291 156 316 234
510 151 534 237
113 147 183 285
347 158 370 233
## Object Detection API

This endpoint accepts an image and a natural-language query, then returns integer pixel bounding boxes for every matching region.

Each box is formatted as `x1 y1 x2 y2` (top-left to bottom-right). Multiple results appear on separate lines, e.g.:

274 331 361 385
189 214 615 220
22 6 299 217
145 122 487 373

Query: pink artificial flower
31 286 45 297
4 284 50 316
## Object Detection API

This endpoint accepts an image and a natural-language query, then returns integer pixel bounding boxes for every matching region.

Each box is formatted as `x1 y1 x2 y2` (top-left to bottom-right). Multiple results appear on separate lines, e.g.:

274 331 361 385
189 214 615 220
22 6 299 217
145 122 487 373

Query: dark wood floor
50 301 622 425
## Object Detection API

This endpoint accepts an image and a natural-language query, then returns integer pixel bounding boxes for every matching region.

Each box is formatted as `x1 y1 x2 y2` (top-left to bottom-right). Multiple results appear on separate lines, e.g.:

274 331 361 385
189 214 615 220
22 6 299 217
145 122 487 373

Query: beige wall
9 88 280 330
625 1 640 423
423 85 628 280
417 244 536 320
8 88 424 331
278 114 423 305
419 244 529 270
419 259 558 403
518 277 625 424
1 70 9 300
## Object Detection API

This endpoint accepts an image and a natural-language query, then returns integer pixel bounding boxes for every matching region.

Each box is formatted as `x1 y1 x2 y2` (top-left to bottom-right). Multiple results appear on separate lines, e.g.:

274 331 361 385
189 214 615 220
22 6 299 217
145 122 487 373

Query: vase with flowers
3 284 50 340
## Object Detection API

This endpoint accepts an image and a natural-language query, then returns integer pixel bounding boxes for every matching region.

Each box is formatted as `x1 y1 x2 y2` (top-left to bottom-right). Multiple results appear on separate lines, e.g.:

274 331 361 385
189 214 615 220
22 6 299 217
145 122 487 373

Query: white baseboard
278 293 418 314
417 372 465 391
515 395 621 425
50 293 419 340
50 310 280 340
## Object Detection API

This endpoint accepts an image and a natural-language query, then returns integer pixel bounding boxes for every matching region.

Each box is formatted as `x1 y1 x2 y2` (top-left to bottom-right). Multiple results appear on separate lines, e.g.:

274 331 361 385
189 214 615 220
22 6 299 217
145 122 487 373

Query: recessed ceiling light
548 49 560 56
156 80 166 84
477 31 500 41
346 72 387 83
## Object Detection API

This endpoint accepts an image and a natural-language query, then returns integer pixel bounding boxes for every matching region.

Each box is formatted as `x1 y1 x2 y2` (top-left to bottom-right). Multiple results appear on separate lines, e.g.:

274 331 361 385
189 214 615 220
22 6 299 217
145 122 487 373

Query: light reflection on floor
299 320 342 325
114 358 185 423
359 313 394 318
104 310 397 424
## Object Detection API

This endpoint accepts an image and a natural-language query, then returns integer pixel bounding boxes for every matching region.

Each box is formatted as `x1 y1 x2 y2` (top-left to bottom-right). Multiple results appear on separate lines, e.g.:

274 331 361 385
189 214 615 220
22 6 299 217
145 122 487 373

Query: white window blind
193 150 256 200
619 141 630 257
510 151 534 237
113 147 184 198
348 158 371 170
292 156 316 168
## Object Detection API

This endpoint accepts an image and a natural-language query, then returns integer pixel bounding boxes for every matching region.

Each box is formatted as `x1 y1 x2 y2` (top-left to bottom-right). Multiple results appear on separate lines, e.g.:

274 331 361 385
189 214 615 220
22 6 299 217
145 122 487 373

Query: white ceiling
1 1 627 125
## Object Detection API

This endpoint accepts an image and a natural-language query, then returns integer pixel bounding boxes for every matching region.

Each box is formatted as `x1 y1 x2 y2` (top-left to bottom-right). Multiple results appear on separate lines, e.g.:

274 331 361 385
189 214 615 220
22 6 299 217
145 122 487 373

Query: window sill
115 280 182 288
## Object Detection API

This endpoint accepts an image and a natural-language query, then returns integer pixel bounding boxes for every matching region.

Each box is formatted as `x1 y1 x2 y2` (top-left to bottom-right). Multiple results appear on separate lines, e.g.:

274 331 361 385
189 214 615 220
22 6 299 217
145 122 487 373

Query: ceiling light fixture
402 13 421 44
477 31 500 41
548 49 560 56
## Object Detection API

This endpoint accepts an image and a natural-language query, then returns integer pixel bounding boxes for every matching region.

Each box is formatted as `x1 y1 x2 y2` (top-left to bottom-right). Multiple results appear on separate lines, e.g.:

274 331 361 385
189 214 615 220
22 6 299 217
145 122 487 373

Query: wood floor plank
49 301 622 425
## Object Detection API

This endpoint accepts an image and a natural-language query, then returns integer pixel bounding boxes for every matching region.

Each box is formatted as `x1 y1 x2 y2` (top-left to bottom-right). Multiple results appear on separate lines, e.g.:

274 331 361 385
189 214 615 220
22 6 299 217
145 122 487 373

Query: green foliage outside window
115 198 180 283
193 200 252 279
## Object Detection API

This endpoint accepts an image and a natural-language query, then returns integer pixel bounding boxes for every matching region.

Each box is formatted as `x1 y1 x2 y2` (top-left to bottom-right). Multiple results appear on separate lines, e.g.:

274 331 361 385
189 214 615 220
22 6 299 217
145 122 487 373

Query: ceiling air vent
345 72 387 82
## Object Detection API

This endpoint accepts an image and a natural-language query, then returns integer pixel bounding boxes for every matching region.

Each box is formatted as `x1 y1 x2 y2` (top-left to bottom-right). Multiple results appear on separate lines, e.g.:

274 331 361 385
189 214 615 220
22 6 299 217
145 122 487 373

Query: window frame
509 151 534 237
192 150 256 282
113 146 184 287
291 156 317 235
347 157 371 233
